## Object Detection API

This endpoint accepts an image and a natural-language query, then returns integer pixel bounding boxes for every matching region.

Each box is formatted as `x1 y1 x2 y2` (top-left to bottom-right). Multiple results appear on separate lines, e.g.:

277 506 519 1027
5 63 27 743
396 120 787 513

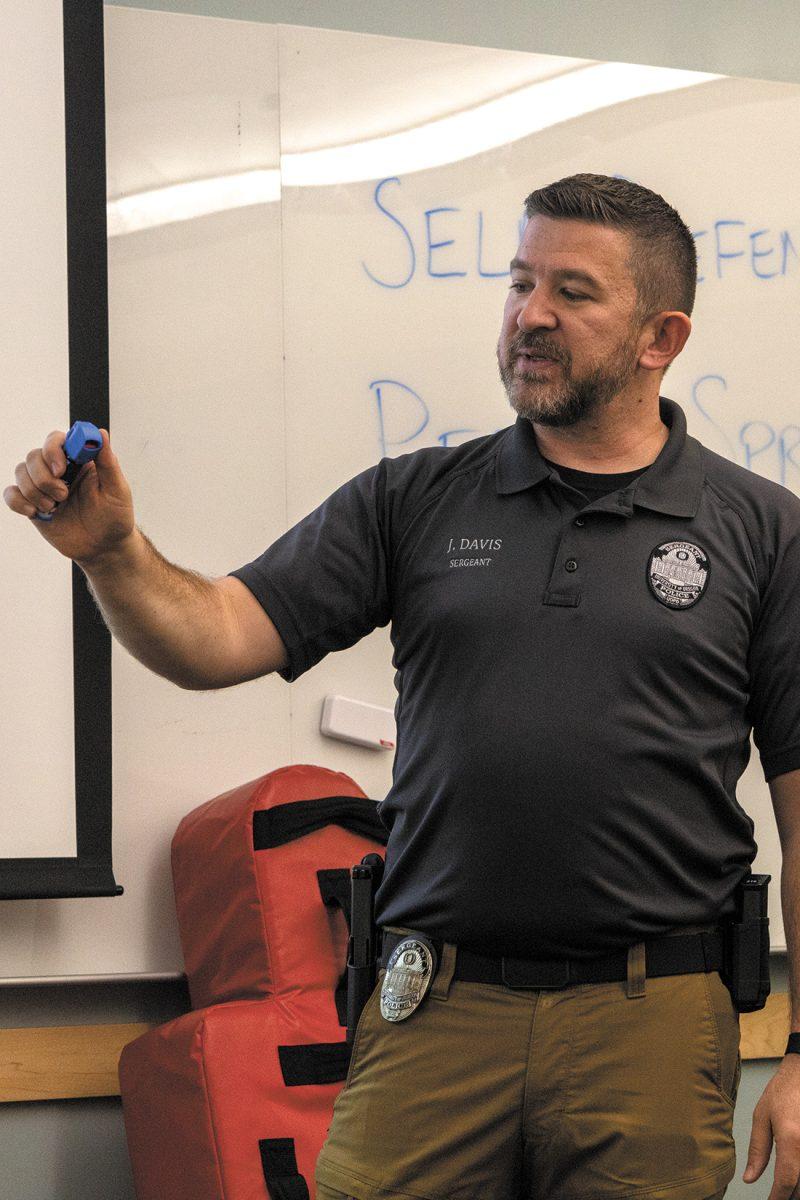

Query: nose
517 287 557 333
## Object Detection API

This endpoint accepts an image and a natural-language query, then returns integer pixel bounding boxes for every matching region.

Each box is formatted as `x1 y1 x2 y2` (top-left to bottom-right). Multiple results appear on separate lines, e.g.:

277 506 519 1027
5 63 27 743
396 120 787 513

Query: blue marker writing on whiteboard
35 420 103 522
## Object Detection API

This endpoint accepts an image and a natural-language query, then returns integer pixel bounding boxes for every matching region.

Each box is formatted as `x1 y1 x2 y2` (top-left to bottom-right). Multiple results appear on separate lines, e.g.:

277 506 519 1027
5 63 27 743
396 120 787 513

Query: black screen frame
0 0 118 900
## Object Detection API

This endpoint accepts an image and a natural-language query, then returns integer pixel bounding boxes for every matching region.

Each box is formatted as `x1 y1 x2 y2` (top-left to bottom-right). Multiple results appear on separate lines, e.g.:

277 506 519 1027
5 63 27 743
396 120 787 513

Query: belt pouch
722 872 771 1012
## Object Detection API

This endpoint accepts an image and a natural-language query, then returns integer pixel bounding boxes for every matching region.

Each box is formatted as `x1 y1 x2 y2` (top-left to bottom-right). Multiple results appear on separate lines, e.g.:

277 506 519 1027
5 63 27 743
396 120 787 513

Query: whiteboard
0 0 76 861
0 9 793 977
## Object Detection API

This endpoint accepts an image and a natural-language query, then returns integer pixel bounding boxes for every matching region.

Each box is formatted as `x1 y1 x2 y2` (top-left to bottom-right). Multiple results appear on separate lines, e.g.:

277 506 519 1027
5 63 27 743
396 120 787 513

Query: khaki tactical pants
316 939 740 1200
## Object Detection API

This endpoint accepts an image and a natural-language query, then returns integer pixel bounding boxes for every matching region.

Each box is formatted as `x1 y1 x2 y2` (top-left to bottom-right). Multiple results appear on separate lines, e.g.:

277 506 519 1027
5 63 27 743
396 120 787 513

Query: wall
110 0 800 86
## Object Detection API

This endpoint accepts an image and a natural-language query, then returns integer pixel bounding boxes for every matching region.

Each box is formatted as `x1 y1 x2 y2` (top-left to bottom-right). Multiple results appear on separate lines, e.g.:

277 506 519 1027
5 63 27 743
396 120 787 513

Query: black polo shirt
231 397 800 960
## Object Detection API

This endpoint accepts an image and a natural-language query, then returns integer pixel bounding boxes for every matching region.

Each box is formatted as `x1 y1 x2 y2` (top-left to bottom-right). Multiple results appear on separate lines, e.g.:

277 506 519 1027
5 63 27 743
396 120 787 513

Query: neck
531 397 668 473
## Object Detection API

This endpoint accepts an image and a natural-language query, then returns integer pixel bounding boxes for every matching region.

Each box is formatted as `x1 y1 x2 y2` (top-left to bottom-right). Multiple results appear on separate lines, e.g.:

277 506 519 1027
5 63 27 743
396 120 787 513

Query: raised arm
4 427 288 689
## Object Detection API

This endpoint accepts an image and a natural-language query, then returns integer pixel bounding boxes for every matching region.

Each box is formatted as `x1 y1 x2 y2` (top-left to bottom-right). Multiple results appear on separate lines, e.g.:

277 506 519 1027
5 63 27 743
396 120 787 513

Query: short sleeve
747 511 800 781
229 461 391 682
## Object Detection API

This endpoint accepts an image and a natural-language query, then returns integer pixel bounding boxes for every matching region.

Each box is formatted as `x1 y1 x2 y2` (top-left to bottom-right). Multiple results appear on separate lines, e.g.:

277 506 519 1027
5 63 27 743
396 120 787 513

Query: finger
42 430 68 478
771 1142 800 1199
14 461 67 514
744 1109 773 1182
3 484 39 519
765 1154 800 1200
24 447 70 503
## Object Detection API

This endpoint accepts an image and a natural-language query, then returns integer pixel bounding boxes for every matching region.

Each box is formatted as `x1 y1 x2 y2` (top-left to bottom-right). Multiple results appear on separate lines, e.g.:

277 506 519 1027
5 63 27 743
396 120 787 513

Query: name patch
446 535 502 570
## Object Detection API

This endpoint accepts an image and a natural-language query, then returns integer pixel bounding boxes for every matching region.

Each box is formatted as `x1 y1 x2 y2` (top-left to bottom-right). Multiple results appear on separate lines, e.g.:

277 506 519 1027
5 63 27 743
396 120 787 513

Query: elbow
173 670 231 692
172 662 274 690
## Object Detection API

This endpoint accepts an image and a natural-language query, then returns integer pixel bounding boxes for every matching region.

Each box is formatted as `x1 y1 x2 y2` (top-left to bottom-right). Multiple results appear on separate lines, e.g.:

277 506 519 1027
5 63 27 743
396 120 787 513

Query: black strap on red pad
258 1138 310 1200
252 795 387 850
277 1041 352 1087
317 868 352 1025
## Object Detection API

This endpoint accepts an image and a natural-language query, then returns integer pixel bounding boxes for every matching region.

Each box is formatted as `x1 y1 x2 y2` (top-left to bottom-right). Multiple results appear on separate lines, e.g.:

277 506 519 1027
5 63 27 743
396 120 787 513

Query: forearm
781 839 800 1034
79 527 235 689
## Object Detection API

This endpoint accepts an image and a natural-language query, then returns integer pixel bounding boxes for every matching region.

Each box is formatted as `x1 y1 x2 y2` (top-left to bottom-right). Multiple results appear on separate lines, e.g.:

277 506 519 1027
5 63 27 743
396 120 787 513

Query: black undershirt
542 457 650 503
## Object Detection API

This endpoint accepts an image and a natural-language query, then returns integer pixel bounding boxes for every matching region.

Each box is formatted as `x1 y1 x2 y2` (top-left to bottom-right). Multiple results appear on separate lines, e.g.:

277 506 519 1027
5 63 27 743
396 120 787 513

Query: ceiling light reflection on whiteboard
106 61 721 235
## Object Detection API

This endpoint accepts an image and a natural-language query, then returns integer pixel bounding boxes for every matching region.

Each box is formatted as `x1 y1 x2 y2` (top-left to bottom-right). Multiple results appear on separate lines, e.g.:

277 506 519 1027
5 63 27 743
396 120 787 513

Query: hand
3 427 135 565
743 1053 800 1197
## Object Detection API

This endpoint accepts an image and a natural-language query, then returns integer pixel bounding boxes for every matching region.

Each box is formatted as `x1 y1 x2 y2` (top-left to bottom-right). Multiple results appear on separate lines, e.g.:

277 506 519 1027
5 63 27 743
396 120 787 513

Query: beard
496 330 640 428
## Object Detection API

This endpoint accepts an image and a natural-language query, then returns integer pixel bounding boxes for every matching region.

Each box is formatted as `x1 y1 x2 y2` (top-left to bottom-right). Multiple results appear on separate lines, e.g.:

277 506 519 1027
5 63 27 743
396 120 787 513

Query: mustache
510 336 569 365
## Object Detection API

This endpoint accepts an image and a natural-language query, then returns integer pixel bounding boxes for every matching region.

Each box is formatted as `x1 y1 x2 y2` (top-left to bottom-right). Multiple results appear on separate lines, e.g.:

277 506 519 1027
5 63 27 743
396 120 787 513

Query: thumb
743 1106 773 1182
93 428 120 478
87 428 130 496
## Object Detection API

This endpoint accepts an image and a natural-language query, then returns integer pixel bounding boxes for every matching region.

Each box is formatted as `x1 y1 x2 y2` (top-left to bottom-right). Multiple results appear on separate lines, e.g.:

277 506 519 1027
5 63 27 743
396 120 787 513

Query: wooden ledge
0 995 792 1102
0 1022 154 1102
741 991 791 1059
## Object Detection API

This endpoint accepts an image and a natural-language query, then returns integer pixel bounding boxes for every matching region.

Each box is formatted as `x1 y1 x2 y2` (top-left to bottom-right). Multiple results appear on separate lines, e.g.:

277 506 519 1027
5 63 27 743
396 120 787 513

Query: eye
509 281 529 292
562 288 587 301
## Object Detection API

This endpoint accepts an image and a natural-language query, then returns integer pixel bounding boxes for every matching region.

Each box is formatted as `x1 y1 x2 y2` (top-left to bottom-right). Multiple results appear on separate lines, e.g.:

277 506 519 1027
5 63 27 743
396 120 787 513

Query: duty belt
380 927 725 990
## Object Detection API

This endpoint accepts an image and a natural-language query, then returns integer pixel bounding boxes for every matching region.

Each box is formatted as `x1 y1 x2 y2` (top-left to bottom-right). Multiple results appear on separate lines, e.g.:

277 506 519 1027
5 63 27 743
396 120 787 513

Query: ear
638 311 692 372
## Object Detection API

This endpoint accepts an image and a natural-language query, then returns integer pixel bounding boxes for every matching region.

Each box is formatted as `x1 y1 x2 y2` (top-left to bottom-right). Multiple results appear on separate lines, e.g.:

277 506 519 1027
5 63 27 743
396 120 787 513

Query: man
6 174 800 1199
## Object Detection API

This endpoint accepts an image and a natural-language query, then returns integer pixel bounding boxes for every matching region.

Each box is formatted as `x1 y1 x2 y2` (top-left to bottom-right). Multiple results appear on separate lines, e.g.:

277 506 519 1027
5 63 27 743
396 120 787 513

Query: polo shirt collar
495 396 704 518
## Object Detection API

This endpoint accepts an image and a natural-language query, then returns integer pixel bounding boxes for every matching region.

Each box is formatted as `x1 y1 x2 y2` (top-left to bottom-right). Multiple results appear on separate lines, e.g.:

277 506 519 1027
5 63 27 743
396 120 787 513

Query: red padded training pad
120 762 387 1200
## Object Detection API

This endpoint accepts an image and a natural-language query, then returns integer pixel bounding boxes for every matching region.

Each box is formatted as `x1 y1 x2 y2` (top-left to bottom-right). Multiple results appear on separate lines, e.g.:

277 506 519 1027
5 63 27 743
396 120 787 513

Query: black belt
381 928 725 990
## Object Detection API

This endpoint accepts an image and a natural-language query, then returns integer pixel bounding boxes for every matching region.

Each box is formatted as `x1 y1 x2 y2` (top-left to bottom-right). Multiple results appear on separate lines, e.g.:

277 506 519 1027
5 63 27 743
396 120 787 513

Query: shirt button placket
544 526 583 606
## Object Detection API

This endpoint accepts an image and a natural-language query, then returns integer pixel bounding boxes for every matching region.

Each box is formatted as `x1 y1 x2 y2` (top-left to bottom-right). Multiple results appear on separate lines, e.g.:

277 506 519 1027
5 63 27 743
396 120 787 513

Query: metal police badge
647 540 710 609
380 937 438 1023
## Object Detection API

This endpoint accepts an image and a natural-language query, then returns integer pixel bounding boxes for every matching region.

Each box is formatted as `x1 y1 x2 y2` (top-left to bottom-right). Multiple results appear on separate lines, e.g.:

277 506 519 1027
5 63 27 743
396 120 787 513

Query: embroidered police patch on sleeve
647 541 710 609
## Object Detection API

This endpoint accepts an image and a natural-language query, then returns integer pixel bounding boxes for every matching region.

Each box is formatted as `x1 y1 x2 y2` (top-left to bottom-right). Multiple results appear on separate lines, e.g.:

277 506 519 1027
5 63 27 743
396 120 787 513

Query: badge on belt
380 936 438 1022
